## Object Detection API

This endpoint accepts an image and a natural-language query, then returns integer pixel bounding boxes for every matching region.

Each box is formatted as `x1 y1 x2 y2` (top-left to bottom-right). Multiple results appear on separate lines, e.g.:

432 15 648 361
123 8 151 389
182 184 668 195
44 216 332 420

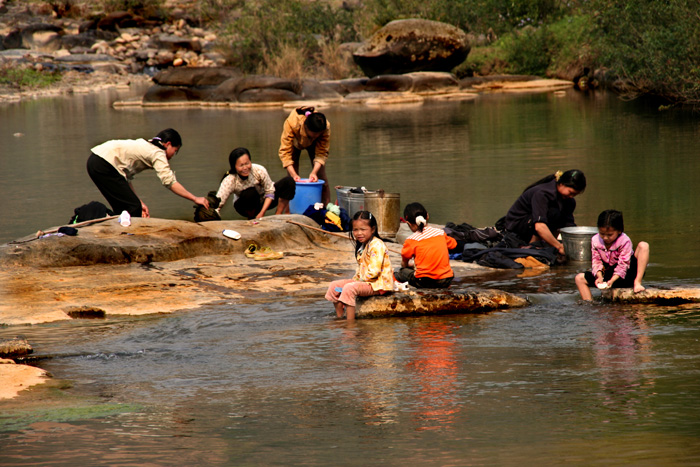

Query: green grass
0 66 63 89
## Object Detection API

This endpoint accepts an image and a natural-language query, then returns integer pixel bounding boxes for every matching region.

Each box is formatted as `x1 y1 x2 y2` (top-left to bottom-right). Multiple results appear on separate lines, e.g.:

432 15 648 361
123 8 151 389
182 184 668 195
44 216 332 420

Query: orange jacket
278 108 331 168
401 226 457 280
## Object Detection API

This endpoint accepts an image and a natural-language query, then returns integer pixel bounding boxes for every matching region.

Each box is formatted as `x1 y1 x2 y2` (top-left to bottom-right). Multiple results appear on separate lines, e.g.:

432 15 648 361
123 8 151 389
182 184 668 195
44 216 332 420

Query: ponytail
150 128 182 150
523 169 586 194
403 202 429 233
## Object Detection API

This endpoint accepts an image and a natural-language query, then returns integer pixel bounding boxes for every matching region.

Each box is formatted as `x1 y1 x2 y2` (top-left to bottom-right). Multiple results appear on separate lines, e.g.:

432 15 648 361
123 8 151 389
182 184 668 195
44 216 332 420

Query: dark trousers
234 176 296 219
291 145 330 205
87 153 142 217
395 267 453 289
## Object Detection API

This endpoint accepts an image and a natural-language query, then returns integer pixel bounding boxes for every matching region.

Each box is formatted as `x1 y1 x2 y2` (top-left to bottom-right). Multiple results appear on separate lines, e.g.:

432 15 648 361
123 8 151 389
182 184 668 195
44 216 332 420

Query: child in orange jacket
395 202 457 289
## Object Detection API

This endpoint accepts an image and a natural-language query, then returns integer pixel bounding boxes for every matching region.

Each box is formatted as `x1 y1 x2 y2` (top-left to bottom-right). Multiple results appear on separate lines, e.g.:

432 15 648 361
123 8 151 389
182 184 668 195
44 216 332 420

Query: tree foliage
201 0 700 103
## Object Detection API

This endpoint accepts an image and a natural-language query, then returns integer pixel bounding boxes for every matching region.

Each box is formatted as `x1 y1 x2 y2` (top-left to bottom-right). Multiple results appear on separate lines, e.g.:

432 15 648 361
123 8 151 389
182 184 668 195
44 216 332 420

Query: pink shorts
325 279 377 307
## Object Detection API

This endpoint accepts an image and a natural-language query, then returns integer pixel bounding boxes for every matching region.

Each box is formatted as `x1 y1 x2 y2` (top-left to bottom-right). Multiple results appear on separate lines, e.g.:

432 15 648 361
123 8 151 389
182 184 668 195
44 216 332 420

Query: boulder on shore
353 19 470 78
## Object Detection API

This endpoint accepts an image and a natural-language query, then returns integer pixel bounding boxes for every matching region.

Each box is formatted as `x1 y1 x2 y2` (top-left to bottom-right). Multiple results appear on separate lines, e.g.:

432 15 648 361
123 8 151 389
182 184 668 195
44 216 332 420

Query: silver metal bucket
560 226 598 262
335 186 372 217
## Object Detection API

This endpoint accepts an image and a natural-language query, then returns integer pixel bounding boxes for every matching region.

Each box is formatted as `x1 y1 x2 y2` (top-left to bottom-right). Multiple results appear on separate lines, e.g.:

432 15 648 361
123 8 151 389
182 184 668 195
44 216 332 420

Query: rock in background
0 1 224 77
353 18 470 78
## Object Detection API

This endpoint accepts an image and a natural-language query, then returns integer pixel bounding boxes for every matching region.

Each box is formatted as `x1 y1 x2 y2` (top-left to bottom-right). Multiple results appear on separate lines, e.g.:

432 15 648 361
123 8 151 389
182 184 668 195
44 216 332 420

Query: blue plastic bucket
289 179 325 214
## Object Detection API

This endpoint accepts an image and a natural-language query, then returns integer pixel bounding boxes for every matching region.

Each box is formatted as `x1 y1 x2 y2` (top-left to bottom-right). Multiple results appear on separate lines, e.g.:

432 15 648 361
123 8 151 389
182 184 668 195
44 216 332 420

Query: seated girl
325 211 394 320
575 209 649 300
395 202 457 289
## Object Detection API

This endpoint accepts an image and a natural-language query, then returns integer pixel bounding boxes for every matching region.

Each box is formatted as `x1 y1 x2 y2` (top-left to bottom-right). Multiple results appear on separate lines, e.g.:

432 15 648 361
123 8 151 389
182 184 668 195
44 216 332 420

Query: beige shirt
215 164 275 214
91 138 177 187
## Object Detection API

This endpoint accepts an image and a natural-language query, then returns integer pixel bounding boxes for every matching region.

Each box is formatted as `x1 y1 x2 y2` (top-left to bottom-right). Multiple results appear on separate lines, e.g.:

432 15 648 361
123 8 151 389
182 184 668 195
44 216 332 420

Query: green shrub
0 66 62 89
587 0 700 102
500 26 554 76
217 0 357 74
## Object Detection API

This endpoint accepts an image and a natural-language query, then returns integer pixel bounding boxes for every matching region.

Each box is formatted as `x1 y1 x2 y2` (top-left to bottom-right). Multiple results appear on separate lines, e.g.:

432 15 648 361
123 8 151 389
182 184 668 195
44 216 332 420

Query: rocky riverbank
0 0 222 103
0 214 510 400
1 0 576 106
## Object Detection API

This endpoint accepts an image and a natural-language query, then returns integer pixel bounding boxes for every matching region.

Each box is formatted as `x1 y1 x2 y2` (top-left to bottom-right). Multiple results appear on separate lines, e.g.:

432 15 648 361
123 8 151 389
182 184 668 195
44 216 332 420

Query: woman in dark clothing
504 169 587 255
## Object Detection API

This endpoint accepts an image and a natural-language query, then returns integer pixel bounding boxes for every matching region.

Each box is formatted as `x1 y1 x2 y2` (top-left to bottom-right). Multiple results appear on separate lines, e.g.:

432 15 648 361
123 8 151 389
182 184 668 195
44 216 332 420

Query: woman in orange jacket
278 106 331 205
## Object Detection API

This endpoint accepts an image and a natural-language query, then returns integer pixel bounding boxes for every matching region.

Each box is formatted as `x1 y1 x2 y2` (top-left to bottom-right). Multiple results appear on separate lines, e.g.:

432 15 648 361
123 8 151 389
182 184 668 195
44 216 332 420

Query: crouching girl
575 209 649 301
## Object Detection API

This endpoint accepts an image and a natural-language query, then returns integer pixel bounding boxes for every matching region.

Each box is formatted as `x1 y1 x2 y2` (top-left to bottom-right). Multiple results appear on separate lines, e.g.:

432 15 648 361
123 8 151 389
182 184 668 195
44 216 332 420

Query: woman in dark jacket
504 169 587 255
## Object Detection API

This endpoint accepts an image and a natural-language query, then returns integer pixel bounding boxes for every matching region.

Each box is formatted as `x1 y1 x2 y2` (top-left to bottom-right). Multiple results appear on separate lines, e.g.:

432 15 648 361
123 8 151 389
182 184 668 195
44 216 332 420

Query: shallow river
1 87 699 465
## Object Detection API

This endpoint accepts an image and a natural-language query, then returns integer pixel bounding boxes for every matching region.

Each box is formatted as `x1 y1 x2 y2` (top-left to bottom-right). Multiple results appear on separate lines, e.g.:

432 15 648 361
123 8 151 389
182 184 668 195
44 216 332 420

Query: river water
1 87 699 465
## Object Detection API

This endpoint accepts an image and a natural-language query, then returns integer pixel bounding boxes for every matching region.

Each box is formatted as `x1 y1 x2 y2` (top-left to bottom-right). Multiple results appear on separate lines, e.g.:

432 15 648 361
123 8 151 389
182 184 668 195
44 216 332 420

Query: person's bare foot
633 282 646 293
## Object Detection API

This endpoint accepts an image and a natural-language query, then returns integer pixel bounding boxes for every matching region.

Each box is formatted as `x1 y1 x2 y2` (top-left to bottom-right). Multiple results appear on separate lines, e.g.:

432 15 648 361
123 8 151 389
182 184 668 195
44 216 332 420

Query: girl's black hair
597 209 624 232
221 147 251 181
403 202 428 233
523 169 587 194
305 112 327 133
350 210 381 255
150 128 182 150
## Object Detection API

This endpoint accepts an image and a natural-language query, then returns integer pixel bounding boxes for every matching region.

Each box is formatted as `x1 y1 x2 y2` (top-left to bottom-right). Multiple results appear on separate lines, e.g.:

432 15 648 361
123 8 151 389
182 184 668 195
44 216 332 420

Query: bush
586 0 700 102
0 64 62 89
217 0 357 75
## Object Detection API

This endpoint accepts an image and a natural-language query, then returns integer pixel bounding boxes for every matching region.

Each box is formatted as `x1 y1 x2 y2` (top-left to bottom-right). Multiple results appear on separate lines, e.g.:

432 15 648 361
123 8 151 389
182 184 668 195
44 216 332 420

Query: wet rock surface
0 337 33 358
603 287 700 305
356 288 528 318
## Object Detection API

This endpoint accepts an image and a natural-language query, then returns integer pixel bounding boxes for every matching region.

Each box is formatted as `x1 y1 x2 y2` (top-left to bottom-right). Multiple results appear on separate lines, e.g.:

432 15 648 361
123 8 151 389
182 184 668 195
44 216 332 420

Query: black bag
70 201 114 224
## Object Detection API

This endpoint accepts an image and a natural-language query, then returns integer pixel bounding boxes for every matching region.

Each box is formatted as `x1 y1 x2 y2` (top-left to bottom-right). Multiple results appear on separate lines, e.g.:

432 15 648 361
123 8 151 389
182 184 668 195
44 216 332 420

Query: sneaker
253 246 284 261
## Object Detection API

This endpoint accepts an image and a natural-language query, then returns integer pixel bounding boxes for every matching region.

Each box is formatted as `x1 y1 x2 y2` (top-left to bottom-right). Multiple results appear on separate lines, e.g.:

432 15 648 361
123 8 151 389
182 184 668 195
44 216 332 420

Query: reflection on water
592 309 655 420
2 89 700 464
1 300 700 464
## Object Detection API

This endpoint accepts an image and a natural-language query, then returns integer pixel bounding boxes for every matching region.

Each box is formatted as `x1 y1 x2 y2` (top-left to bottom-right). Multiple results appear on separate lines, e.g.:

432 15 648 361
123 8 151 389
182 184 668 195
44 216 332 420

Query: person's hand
556 244 565 256
194 196 210 209
308 173 318 182
286 167 301 181
141 201 150 218
256 212 265 220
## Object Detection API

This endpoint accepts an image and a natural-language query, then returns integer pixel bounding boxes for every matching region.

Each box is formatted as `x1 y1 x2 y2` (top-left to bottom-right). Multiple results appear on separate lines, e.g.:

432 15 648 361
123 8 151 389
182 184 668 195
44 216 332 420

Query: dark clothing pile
462 244 559 269
194 191 222 222
69 200 114 224
443 222 502 252
445 221 560 269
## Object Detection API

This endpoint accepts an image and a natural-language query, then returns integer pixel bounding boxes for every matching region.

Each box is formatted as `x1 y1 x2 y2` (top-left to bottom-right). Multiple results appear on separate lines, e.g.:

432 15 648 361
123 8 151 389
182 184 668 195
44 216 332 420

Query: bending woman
504 169 587 255
216 147 295 220
87 128 209 218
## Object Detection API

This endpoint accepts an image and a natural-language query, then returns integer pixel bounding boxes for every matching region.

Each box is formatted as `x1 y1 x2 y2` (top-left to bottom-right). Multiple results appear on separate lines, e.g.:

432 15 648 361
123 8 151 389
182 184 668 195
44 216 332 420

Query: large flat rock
356 287 528 318
0 215 490 325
